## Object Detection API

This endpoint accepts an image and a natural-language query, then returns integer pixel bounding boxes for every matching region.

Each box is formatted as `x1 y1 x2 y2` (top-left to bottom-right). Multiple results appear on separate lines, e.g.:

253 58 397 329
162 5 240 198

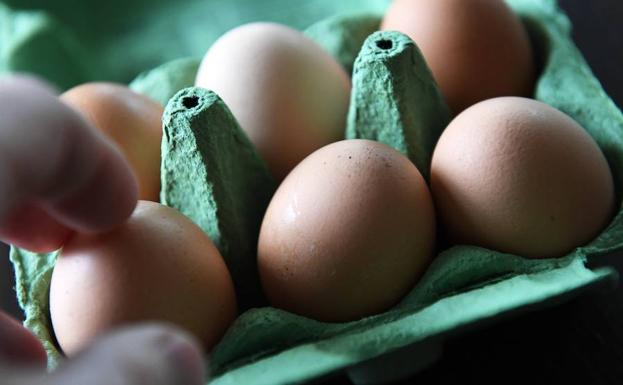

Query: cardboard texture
4 0 623 383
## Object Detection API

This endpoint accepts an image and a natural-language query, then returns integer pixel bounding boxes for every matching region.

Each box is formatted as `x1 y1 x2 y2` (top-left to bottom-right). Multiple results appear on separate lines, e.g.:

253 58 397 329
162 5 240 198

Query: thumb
0 311 47 366
48 324 206 385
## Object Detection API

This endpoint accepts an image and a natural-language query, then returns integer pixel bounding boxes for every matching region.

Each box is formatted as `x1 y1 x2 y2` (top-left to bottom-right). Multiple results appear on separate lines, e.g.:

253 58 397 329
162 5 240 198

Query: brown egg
381 0 535 113
431 97 615 258
50 201 237 355
258 140 435 322
195 22 351 181
61 83 163 201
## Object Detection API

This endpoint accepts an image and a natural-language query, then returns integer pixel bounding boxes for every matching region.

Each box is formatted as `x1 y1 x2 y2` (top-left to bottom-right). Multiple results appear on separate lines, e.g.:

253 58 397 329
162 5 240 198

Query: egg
381 0 535 113
195 22 351 181
258 139 435 322
431 97 615 258
61 83 164 201
50 201 237 355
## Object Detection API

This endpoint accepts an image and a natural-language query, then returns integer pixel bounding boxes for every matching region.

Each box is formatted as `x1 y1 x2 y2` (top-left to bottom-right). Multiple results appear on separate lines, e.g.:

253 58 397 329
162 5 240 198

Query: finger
47 148 140 233
0 75 138 252
0 310 47 367
0 203 72 253
49 323 206 385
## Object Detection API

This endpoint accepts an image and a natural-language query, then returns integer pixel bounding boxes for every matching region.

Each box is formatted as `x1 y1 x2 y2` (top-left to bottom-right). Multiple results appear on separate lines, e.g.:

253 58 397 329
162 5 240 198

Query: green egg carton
4 0 623 384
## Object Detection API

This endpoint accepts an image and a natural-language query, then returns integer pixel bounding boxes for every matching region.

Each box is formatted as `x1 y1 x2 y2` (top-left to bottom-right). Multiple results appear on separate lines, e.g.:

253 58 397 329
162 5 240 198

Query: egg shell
381 0 535 113
258 139 436 322
6 2 623 383
431 97 615 258
195 22 351 181
61 83 163 201
49 201 237 355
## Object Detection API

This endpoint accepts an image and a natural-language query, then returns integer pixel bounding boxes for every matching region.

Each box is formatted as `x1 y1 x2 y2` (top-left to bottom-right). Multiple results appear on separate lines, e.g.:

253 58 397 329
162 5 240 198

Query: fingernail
164 337 206 385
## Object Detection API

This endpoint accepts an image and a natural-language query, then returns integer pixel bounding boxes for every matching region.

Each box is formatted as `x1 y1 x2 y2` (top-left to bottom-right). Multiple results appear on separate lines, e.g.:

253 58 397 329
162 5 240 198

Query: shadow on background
0 0 621 383
560 0 623 108
1 242 21 319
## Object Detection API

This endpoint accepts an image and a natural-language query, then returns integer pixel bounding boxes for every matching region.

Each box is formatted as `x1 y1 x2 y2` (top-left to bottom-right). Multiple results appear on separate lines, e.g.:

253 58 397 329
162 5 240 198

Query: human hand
1 312 205 385
0 74 137 252
0 75 206 384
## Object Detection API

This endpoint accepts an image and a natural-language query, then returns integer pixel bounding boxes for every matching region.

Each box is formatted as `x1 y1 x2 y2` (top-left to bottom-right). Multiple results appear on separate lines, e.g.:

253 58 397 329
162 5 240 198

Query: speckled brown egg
381 0 535 113
50 201 237 355
61 83 163 201
258 139 435 322
431 97 615 258
195 22 351 181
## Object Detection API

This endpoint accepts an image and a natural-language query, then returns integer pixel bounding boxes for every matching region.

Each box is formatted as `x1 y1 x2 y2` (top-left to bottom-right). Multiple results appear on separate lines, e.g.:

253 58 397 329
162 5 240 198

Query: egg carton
4 0 623 384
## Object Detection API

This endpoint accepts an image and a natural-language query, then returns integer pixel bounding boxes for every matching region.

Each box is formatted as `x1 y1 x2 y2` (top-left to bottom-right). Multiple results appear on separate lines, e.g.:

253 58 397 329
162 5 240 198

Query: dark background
1 0 622 383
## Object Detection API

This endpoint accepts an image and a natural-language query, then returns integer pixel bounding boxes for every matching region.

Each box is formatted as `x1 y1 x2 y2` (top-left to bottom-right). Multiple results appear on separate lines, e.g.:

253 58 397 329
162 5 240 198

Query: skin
0 75 205 385
61 83 164 202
